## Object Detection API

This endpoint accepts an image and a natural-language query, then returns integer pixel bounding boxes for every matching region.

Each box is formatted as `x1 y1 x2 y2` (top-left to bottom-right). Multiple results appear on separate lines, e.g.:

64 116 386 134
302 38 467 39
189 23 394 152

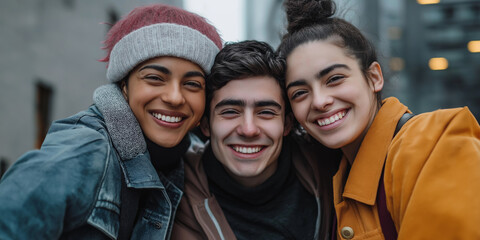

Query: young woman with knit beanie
0 4 222 239
278 0 480 239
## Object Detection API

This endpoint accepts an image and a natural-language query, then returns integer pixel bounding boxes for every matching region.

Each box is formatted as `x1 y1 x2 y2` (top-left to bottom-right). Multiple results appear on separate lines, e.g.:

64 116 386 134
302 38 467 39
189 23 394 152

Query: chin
152 136 182 148
314 136 345 150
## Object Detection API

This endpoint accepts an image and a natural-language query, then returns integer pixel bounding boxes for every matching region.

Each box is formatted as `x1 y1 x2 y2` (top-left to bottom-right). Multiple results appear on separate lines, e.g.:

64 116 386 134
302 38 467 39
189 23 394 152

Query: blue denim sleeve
0 125 110 239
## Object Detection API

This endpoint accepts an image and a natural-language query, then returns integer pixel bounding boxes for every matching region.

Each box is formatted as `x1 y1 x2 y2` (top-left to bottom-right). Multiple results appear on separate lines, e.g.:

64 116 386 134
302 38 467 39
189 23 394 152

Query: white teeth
232 146 262 154
152 113 182 123
317 111 346 127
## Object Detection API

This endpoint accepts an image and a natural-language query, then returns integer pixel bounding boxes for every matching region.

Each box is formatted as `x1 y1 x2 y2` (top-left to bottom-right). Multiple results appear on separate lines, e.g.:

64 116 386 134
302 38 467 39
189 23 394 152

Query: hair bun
285 0 336 34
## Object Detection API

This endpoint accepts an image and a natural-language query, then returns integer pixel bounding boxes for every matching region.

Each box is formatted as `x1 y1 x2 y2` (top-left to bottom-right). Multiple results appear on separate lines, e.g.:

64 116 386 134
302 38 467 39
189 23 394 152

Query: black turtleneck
146 136 190 175
203 138 317 240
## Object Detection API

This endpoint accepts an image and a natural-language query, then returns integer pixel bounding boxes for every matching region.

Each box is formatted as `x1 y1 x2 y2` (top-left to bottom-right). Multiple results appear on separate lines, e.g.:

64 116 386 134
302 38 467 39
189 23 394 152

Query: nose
311 87 333 111
160 83 185 106
236 112 261 137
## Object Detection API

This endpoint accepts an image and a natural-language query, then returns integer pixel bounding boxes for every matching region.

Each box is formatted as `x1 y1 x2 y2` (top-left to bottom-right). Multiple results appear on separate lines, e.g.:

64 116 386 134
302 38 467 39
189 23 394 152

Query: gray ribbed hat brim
107 23 220 82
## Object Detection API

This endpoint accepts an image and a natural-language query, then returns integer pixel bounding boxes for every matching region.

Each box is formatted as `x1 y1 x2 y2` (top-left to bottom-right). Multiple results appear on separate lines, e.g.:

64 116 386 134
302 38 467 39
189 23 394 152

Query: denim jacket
0 84 203 239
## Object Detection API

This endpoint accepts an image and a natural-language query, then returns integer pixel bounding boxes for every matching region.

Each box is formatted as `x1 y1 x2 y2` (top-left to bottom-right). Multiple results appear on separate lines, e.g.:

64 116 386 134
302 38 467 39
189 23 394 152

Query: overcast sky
184 0 246 43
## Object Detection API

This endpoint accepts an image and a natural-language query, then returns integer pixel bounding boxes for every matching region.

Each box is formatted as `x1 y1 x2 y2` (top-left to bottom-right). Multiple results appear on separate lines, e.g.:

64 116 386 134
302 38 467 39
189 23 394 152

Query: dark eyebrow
214 99 245 110
255 100 282 110
287 64 351 91
139 65 205 79
286 80 307 92
139 65 170 75
184 71 205 79
315 64 350 79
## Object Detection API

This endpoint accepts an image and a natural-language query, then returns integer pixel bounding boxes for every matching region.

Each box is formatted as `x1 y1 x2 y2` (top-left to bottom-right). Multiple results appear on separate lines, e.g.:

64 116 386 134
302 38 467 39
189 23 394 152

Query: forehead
288 41 349 67
211 76 284 106
285 41 359 83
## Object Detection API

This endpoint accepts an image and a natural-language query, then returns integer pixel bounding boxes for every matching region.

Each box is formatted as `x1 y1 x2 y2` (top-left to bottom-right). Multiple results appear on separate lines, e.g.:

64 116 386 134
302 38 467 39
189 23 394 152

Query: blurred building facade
403 0 480 118
1 0 479 175
0 0 182 174
245 0 480 118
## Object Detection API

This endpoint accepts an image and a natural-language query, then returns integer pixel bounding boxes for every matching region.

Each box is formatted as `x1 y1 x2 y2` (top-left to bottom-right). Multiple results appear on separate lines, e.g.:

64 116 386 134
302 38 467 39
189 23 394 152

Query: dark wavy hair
277 0 381 104
206 40 288 117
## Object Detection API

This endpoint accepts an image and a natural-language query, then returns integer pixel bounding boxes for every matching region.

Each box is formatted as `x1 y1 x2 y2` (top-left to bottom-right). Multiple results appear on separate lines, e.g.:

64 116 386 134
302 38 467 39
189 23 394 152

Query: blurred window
35 81 53 149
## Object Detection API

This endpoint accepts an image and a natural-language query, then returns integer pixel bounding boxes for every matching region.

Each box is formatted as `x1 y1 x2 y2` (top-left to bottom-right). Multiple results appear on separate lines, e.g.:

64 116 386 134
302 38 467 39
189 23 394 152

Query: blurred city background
1 0 479 176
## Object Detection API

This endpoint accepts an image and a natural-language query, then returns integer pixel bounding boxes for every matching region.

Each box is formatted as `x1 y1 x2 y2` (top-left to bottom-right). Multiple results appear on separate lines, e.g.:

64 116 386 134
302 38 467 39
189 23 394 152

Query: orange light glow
417 0 440 4
468 40 480 53
429 57 448 70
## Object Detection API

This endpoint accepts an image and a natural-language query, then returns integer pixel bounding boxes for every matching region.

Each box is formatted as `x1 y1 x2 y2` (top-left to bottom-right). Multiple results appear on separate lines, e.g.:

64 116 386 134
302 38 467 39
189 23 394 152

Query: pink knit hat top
100 4 223 82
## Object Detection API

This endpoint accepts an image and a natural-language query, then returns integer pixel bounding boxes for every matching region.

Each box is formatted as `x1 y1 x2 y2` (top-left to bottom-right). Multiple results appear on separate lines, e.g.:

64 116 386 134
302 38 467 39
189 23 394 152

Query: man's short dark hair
205 40 288 118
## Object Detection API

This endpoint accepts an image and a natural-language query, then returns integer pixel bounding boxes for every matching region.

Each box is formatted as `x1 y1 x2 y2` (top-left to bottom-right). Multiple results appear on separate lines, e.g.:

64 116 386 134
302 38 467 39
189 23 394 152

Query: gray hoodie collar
93 84 165 188
93 84 146 160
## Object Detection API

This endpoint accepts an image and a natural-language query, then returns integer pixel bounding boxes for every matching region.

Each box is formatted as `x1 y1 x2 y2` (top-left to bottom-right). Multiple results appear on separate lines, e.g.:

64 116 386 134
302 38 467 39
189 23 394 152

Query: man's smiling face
202 76 291 187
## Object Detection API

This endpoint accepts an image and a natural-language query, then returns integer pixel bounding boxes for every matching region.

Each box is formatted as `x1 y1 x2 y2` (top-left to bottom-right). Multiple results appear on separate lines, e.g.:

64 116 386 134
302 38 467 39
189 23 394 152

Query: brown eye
145 75 164 81
327 75 344 84
184 81 203 89
290 89 307 100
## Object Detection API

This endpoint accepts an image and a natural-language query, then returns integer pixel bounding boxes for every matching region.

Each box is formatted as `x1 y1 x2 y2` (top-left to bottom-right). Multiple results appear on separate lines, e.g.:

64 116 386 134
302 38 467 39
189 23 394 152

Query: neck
146 136 190 174
341 102 380 165
226 161 278 188
341 140 362 166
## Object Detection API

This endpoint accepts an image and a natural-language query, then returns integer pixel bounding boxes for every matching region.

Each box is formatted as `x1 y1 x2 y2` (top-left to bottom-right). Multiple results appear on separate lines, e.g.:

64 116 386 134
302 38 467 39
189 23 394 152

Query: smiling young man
171 40 338 240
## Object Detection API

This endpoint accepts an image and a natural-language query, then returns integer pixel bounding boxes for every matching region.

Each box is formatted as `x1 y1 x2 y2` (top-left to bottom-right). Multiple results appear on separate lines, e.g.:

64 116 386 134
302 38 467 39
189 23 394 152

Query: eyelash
219 109 278 117
144 75 204 90
259 110 277 115
290 90 307 100
327 75 344 84
145 75 163 81
184 81 203 89
220 109 239 115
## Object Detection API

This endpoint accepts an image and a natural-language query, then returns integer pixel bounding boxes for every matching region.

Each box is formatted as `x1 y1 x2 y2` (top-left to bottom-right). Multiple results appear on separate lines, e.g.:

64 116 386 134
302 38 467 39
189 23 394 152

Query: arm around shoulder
0 125 111 239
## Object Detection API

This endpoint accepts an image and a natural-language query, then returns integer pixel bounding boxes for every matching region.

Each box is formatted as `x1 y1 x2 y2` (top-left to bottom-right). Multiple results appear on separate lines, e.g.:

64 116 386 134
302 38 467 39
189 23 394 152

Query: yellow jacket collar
334 97 409 205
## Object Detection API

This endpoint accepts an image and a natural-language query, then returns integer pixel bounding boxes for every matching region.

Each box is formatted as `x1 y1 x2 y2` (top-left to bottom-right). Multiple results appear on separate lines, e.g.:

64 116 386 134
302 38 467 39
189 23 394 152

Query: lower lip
230 147 266 159
316 111 348 131
151 115 185 129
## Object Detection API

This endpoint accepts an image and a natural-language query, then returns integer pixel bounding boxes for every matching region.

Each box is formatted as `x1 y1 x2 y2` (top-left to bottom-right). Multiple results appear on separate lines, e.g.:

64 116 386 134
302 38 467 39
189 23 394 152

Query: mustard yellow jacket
333 97 480 240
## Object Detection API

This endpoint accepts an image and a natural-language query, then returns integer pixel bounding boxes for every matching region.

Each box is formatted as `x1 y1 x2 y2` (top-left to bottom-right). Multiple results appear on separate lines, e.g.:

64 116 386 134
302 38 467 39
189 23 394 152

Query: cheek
291 102 309 124
210 119 234 138
127 84 154 106
185 92 206 116
262 120 286 140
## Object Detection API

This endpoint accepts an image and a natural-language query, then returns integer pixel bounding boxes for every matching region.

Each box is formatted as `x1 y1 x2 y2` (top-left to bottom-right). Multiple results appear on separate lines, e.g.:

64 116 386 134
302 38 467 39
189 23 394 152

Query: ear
200 116 211 137
120 80 129 101
283 113 294 136
367 61 384 93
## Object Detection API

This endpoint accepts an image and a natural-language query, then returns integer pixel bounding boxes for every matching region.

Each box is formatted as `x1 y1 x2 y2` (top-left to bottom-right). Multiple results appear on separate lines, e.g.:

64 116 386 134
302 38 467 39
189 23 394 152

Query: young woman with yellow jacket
277 0 480 239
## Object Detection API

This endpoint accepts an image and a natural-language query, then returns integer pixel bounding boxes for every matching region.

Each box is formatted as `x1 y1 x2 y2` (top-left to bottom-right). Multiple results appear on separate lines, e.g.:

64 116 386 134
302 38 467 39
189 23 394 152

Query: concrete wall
0 0 182 169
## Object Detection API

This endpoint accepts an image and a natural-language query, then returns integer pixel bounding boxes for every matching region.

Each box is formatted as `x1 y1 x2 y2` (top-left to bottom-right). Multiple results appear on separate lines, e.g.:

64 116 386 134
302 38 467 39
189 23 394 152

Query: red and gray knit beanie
100 4 223 82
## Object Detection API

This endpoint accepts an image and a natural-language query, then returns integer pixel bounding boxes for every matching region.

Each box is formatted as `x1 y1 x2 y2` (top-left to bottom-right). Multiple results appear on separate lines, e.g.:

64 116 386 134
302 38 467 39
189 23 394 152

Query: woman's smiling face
123 56 206 148
285 40 383 155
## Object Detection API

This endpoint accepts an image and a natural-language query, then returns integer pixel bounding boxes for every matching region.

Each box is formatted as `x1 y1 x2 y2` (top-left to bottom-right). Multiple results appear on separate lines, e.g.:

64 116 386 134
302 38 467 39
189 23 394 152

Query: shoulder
49 105 107 135
393 107 479 149
387 107 480 177
5 106 114 184
0 108 120 235
385 107 480 237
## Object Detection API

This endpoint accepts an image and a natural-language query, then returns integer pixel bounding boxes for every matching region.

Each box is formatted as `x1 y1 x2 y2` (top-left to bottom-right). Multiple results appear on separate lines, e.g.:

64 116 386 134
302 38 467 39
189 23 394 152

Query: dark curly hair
206 40 288 117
